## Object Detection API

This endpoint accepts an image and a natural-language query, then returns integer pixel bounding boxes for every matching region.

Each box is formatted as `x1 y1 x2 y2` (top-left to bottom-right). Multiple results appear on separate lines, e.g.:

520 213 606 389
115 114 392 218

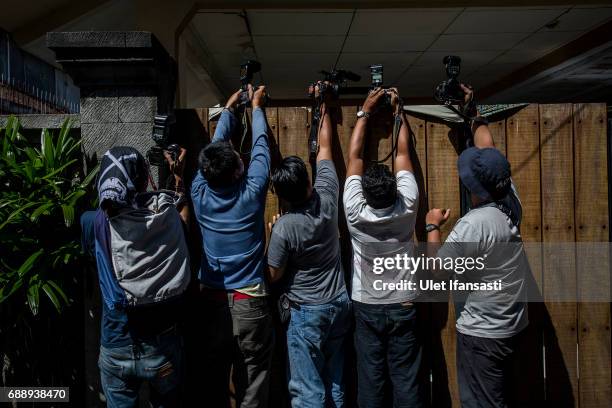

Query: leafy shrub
0 116 98 316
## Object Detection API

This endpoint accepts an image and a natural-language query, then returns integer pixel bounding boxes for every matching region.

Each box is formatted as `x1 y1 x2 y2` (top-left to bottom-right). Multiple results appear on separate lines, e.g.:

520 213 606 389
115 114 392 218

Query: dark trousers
457 332 518 408
200 295 274 408
353 301 424 408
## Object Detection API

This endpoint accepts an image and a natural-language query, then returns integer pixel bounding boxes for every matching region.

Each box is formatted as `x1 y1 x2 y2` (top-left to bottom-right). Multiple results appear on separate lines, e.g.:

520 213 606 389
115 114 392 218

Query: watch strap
425 223 440 233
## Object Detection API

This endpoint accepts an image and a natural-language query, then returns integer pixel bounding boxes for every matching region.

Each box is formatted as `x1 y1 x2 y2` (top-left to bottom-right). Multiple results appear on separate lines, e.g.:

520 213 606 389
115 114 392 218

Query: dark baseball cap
458 147 511 201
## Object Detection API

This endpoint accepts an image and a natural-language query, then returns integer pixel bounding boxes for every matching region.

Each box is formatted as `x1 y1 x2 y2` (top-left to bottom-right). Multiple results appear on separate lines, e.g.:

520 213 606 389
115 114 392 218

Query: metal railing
0 75 79 115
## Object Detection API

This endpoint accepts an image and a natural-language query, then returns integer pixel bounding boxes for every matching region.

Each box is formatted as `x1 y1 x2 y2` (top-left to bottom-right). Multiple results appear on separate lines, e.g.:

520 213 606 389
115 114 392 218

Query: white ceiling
187 5 612 103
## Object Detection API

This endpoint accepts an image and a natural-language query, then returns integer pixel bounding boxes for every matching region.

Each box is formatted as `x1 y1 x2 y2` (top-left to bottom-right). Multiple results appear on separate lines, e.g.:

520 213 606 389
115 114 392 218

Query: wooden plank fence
181 103 610 408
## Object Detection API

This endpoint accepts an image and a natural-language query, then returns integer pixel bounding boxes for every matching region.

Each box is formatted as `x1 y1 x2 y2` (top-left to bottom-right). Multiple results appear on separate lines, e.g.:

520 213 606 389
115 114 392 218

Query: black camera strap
446 102 478 123
308 99 327 182
239 107 251 155
370 110 402 165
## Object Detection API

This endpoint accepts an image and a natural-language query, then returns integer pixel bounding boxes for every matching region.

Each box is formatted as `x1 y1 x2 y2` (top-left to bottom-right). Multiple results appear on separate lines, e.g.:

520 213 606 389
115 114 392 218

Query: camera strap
446 103 478 123
370 112 402 165
240 108 250 155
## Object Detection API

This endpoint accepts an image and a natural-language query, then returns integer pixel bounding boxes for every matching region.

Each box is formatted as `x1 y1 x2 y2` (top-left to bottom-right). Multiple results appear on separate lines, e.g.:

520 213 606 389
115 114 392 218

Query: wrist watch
425 223 440 233
471 115 488 129
357 110 370 119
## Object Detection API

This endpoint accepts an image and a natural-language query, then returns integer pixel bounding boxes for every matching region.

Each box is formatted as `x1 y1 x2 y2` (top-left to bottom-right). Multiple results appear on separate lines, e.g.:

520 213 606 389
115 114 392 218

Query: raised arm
461 84 494 149
317 102 333 162
390 88 414 174
164 147 190 226
212 89 242 142
247 86 271 189
347 88 385 177
315 82 334 163
425 207 452 279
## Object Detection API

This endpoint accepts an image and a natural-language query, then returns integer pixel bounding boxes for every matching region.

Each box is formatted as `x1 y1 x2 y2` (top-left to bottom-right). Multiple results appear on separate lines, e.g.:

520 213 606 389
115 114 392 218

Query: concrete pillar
47 31 176 166
46 31 176 407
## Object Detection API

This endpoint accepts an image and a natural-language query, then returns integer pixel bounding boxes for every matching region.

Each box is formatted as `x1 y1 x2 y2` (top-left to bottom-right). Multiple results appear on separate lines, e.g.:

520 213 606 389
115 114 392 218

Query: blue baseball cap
458 147 511 201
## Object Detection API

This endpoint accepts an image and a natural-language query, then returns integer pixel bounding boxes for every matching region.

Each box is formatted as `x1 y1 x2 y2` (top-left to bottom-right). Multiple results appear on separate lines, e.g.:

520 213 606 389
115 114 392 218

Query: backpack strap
93 209 128 310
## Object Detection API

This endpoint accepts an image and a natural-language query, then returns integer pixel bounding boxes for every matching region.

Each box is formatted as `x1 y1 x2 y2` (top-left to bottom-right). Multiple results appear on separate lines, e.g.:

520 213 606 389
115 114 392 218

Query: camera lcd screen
370 65 383 86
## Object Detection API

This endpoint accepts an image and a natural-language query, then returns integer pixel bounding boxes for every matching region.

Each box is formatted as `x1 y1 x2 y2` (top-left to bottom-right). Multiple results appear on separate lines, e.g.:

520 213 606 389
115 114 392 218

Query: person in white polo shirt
343 87 424 408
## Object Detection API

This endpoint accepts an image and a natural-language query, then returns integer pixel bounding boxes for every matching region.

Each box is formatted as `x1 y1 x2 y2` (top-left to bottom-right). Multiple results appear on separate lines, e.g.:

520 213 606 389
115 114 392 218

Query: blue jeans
98 329 183 408
286 291 351 408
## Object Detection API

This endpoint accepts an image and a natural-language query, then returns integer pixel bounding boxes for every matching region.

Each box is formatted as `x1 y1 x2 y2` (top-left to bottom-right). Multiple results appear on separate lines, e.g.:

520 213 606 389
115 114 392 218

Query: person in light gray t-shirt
426 83 529 408
436 183 529 339
267 159 345 304
266 88 350 408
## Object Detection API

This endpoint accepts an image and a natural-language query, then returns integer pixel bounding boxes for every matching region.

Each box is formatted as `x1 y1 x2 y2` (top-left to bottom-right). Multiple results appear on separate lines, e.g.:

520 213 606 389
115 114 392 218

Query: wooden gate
179 103 610 408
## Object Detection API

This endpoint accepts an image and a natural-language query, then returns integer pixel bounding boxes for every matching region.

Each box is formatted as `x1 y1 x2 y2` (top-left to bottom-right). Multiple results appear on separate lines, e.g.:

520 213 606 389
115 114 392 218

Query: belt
202 288 254 301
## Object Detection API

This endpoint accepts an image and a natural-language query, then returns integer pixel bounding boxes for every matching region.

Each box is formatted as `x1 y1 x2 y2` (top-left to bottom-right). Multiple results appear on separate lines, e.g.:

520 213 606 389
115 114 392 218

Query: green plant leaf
47 280 69 304
0 201 41 230
61 204 75 227
42 282 63 313
27 281 40 315
41 158 78 181
65 190 86 207
80 163 100 188
30 202 55 221
0 277 22 304
41 128 55 167
17 249 44 278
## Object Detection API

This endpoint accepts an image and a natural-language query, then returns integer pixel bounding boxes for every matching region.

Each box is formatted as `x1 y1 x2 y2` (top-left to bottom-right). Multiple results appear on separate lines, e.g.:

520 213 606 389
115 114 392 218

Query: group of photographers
82 78 528 408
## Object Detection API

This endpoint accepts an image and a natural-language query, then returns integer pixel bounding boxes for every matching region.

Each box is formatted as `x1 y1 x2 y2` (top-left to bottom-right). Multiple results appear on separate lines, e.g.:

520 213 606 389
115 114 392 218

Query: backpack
96 190 190 308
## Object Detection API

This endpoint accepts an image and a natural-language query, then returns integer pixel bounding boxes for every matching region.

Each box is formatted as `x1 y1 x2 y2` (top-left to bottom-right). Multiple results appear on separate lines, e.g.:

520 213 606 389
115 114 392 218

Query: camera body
434 55 465 105
307 69 360 157
239 60 262 106
147 114 178 167
369 64 392 107
308 69 361 99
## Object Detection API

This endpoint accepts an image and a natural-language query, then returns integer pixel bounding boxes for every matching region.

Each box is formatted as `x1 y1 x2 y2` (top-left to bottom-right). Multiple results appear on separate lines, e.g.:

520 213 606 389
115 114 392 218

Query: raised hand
225 89 243 109
362 87 385 113
252 85 267 108
426 208 451 227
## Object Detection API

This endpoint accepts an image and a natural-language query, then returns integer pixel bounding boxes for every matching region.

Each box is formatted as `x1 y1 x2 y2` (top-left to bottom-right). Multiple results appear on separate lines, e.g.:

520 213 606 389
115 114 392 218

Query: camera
434 55 465 105
146 114 178 167
307 69 361 99
239 60 262 106
369 64 392 107
307 69 360 157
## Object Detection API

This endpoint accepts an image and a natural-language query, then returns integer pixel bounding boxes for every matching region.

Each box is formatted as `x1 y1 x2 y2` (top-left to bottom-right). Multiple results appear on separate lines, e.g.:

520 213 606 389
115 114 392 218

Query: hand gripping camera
239 60 262 106
147 114 180 167
307 69 361 100
434 55 465 105
307 69 360 159
369 64 392 107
